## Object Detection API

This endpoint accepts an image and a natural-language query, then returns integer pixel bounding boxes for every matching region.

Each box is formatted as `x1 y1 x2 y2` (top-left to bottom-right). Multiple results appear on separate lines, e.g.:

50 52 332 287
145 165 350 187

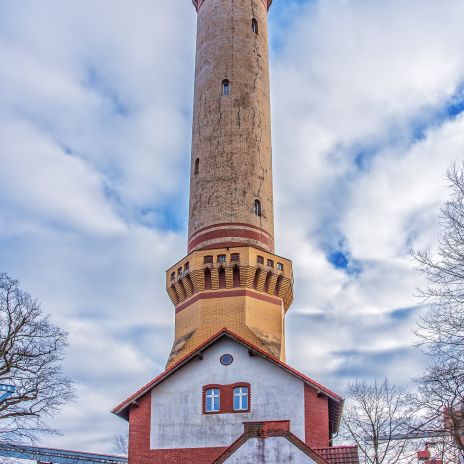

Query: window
267 259 274 268
220 354 234 366
204 255 213 264
203 384 251 414
233 386 249 411
257 255 264 265
184 262 190 272
252 18 258 35
277 262 284 272
222 79 230 96
230 253 240 263
170 272 176 281
194 158 200 175
177 267 183 276
254 199 262 217
205 388 220 413
217 254 227 263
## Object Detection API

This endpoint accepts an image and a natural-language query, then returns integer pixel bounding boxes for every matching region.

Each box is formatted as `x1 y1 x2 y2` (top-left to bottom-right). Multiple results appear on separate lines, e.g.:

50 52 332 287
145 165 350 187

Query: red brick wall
128 391 227 464
304 384 330 448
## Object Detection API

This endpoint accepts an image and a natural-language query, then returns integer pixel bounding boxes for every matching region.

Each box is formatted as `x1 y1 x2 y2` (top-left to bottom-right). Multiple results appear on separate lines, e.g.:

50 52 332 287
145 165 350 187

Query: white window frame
233 386 249 411
205 388 220 413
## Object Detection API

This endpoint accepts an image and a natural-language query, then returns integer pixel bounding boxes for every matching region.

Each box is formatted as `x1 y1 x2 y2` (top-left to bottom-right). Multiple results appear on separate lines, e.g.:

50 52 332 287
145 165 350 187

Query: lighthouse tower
165 0 293 368
113 2 359 464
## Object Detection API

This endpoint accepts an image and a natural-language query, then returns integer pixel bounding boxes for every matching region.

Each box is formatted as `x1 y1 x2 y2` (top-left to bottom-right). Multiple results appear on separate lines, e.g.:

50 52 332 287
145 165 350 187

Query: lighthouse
113 1 359 463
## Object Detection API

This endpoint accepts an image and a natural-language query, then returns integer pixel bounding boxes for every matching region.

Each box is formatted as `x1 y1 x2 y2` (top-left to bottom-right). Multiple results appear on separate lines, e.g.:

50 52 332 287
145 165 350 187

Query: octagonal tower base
166 246 293 367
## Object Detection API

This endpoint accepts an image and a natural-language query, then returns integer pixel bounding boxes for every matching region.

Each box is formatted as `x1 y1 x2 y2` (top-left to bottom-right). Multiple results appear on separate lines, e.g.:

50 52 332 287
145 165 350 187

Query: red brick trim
202 383 251 415
175 289 282 313
244 420 291 437
194 241 272 253
188 227 274 253
212 420 333 464
189 222 273 242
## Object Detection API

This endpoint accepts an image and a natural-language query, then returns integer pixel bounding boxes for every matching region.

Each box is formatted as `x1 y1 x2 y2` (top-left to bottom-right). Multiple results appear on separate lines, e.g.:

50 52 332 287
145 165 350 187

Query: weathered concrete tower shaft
166 0 293 368
189 0 274 253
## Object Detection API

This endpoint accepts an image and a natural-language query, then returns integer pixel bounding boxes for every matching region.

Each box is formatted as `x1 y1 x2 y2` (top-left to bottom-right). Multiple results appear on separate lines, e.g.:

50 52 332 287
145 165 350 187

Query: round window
220 354 233 366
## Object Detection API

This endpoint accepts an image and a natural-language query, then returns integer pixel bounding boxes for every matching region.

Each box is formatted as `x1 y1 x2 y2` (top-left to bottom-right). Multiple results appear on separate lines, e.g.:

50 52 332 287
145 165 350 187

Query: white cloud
0 121 123 235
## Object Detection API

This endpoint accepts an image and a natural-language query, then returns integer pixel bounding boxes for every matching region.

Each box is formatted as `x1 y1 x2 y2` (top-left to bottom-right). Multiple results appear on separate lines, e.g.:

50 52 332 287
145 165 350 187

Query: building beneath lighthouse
113 1 359 463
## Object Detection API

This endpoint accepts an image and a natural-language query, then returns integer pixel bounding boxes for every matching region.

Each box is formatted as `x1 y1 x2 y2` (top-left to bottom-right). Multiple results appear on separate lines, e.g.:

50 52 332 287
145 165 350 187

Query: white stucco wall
150 338 305 449
223 437 316 464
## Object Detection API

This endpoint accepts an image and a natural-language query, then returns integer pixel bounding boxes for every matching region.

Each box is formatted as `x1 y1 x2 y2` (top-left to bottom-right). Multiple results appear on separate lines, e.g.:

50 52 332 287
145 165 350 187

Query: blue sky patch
327 246 362 276
390 306 422 321
328 251 349 270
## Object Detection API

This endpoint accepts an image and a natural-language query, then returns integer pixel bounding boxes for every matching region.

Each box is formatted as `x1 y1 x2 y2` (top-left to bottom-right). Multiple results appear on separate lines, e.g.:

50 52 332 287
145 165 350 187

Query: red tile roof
316 446 360 464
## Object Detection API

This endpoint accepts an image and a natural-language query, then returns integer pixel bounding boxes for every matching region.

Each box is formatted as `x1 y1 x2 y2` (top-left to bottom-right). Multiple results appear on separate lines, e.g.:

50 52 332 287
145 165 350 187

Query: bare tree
415 362 464 463
0 273 75 444
412 162 464 463
113 434 128 456
342 379 419 464
412 163 464 365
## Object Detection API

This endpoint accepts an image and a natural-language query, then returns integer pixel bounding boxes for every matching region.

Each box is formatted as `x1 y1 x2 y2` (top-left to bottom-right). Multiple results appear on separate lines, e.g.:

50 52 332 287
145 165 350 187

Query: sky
1 0 464 454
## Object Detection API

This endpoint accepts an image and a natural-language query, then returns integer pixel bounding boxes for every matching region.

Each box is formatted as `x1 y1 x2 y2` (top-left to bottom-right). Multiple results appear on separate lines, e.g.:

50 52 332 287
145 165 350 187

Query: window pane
234 395 240 411
206 389 220 412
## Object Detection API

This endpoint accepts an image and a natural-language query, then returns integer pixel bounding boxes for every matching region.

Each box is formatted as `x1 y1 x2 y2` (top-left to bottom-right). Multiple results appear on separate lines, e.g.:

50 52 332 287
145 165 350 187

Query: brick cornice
188 225 274 254
192 0 272 12
189 222 273 243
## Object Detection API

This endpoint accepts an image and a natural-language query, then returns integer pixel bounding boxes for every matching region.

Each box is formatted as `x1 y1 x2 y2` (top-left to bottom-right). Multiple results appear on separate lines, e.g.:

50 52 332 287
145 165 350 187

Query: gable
221 436 318 464
150 338 306 449
113 329 343 432
212 420 333 464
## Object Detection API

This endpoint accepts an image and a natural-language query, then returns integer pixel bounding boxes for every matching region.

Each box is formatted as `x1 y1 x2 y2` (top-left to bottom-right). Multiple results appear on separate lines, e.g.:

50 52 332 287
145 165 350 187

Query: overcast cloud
1 0 464 453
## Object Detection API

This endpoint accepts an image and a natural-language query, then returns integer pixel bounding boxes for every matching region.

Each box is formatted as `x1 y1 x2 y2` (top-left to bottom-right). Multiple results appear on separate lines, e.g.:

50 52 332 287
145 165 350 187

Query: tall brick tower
165 0 294 367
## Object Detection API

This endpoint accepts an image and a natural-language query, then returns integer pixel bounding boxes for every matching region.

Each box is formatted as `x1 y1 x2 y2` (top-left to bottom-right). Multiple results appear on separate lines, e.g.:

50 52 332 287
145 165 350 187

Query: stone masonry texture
189 0 274 252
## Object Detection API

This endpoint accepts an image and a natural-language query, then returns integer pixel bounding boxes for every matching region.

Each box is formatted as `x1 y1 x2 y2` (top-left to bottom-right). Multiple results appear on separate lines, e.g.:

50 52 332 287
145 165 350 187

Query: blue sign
0 384 16 402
